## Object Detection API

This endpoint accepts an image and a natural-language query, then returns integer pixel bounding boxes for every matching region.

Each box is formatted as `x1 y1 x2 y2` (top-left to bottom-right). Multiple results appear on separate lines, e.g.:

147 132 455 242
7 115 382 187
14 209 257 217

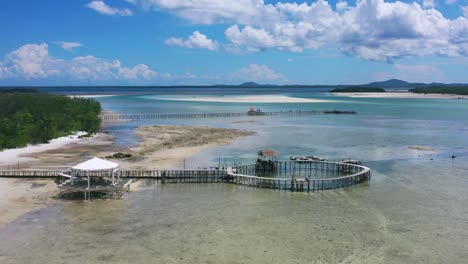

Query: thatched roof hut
257 149 278 160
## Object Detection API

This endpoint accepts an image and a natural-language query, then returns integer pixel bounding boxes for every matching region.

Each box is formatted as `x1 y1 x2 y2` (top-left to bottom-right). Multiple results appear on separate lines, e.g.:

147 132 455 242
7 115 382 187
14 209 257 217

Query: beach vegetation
330 87 386 93
410 87 468 95
0 92 101 150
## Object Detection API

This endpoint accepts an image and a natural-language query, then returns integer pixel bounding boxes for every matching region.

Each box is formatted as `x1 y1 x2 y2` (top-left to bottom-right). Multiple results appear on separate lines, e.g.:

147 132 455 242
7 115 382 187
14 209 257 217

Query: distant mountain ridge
365 79 413 87
364 79 467 88
240 82 262 87
237 79 468 88
1 79 467 89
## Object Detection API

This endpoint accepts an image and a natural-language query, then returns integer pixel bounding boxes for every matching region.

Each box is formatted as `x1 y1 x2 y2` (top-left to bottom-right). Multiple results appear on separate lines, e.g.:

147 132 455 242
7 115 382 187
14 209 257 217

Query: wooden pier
98 109 356 121
0 160 370 192
0 169 227 182
227 160 371 191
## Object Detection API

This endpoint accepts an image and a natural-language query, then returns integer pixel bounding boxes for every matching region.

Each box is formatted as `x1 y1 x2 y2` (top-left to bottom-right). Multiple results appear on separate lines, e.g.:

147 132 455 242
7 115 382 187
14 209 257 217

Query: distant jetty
99 109 357 120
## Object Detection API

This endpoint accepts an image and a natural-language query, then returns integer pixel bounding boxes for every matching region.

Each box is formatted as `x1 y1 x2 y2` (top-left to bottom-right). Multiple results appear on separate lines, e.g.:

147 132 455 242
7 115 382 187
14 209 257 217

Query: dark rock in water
31 182 47 188
105 152 132 159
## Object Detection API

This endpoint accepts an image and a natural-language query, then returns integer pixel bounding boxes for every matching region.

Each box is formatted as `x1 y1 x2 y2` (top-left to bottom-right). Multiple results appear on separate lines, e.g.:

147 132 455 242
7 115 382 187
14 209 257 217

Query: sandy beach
331 91 468 99
151 94 334 103
0 132 108 170
0 124 254 226
68 94 117 98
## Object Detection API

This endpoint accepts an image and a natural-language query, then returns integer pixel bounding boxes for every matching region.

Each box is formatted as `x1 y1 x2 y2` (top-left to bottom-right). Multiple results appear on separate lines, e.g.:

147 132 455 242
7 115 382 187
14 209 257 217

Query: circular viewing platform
227 160 371 191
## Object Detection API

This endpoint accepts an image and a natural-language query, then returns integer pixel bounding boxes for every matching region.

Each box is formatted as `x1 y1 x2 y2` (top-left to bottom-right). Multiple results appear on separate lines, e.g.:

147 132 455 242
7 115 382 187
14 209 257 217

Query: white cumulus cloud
336 1 349 12
422 0 436 8
165 31 218 50
56 42 83 51
129 0 468 63
0 43 162 82
462 6 468 17
127 0 275 24
86 1 133 16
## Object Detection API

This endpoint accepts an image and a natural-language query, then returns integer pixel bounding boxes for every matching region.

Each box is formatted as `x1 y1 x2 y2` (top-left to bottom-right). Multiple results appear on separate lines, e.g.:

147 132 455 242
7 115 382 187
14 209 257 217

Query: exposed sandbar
331 91 467 99
408 146 434 151
151 94 333 103
112 125 255 170
233 120 257 125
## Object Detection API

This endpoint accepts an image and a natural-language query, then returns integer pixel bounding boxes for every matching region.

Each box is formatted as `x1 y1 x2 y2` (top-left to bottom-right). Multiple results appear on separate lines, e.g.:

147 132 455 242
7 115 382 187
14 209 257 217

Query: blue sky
0 0 467 85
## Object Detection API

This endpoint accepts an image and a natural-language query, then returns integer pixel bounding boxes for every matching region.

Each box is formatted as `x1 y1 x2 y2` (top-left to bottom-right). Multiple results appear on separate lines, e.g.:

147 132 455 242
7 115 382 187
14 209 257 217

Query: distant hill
331 87 385 93
239 82 263 87
364 79 468 88
366 79 417 88
2 79 467 89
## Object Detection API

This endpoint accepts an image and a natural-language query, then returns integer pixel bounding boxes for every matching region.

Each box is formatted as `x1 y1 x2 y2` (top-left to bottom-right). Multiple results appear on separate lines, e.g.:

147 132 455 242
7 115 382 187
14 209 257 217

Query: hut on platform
257 149 278 161
58 157 131 200
256 149 278 172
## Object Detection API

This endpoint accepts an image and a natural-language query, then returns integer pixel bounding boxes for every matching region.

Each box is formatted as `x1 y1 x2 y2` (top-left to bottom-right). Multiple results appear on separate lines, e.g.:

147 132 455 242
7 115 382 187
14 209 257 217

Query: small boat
290 156 325 162
306 156 325 161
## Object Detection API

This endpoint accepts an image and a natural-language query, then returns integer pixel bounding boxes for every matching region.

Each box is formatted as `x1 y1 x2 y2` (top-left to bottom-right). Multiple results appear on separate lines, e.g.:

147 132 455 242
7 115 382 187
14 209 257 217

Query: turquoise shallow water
0 89 467 263
97 91 468 167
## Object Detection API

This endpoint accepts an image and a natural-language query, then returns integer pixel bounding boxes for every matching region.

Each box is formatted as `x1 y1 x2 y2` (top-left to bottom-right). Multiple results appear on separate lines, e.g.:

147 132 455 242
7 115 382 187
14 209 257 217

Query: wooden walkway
99 110 356 121
0 160 370 192
0 169 226 183
227 161 370 191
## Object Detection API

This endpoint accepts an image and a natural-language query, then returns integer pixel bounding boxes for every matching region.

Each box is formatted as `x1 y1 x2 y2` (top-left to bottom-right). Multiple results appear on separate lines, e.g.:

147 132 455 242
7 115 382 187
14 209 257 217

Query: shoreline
147 94 334 103
0 124 255 227
330 91 468 99
68 94 117 98
0 132 104 170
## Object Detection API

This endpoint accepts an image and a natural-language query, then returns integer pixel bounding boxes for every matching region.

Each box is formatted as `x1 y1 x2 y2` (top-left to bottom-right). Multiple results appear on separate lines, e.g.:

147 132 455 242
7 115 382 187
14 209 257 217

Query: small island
330 87 386 93
411 86 468 96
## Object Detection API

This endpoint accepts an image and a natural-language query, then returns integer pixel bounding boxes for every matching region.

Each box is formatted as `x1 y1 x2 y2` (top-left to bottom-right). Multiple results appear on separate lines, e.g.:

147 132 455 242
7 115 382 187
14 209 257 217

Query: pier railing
227 160 370 191
0 161 370 191
99 110 355 121
0 169 226 183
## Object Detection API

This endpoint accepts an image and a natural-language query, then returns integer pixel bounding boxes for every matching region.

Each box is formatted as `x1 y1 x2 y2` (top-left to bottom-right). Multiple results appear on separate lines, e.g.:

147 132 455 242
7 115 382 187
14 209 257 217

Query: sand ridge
331 91 468 99
148 94 334 103
114 125 256 170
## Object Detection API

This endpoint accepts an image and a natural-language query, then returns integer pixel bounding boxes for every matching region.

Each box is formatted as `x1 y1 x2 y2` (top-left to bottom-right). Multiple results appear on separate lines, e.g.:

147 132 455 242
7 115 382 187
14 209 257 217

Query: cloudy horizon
1 0 467 85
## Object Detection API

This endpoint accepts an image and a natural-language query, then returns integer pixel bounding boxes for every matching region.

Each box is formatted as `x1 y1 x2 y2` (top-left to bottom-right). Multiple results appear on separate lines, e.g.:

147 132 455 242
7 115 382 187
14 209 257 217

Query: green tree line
0 92 102 150
330 87 386 93
411 87 468 95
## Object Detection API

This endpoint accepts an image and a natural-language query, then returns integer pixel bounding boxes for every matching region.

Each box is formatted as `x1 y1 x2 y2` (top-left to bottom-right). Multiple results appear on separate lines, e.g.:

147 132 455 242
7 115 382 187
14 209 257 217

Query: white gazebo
58 157 131 200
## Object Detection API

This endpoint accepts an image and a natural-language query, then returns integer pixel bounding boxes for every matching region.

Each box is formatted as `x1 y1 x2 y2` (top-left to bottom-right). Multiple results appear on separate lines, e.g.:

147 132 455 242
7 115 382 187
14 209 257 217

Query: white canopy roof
72 157 119 171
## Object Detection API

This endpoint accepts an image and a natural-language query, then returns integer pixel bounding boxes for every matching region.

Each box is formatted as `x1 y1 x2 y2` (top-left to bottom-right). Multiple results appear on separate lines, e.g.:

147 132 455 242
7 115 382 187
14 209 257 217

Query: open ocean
1 87 467 263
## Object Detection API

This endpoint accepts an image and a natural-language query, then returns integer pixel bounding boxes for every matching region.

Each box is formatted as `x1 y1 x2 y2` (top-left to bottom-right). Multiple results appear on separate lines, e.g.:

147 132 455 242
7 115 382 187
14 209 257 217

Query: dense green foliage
0 93 101 150
0 88 39 93
330 87 386 93
411 87 468 95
